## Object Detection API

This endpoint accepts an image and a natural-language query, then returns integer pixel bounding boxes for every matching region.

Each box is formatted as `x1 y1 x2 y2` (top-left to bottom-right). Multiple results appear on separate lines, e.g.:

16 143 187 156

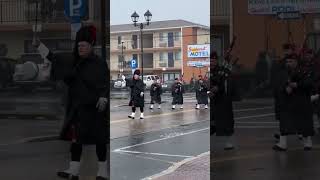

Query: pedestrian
171 78 184 109
273 53 314 151
210 51 237 150
127 69 145 119
34 25 109 180
150 78 162 109
271 44 293 140
195 75 209 109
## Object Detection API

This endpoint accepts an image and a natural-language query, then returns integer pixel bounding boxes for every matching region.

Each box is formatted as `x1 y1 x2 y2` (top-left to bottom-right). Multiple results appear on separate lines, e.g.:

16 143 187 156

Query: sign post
130 59 137 75
64 0 87 40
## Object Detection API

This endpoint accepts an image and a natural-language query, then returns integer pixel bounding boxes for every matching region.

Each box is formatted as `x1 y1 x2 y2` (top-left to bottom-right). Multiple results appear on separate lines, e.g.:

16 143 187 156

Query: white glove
122 75 126 81
96 97 108 112
37 42 50 59
311 94 319 102
140 92 144 97
207 91 210 94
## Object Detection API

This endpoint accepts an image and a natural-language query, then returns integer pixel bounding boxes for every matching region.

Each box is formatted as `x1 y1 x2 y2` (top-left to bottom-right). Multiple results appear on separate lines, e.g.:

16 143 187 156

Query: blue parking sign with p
131 59 137 69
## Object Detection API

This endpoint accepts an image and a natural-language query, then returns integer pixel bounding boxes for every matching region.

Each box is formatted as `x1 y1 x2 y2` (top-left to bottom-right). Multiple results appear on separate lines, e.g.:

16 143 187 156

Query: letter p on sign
70 0 82 17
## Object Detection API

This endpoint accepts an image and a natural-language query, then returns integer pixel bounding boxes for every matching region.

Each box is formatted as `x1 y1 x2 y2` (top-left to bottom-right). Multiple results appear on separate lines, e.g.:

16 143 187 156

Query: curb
142 151 210 180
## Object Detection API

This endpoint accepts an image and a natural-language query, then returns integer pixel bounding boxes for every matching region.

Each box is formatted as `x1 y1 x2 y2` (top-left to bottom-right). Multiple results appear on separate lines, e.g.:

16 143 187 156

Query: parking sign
131 59 137 69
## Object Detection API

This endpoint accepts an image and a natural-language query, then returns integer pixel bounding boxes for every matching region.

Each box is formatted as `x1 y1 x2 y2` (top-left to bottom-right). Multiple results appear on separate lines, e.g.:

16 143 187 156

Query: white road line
116 150 194 158
234 106 273 112
113 128 209 152
116 151 176 164
236 121 278 124
236 126 278 128
235 113 274 120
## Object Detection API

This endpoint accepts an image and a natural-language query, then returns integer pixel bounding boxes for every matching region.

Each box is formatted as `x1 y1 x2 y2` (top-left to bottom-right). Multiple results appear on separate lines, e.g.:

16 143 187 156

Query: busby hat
282 43 295 50
75 25 97 45
133 69 140 75
285 53 299 60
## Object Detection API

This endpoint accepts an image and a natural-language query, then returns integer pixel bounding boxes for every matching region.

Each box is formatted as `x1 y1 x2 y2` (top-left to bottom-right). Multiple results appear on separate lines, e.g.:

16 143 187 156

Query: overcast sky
110 0 210 26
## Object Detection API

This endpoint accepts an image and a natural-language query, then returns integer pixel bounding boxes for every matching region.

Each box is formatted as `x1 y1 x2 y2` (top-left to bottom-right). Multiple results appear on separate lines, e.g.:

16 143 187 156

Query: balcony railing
111 40 181 52
0 0 95 24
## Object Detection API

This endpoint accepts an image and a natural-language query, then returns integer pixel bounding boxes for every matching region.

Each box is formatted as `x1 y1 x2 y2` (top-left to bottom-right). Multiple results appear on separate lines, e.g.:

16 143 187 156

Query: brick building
213 0 320 70
110 20 210 82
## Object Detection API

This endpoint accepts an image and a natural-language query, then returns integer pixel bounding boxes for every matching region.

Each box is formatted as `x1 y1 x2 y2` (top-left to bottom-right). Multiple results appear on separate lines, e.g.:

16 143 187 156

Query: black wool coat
172 82 184 105
47 52 109 144
150 83 162 104
127 78 145 107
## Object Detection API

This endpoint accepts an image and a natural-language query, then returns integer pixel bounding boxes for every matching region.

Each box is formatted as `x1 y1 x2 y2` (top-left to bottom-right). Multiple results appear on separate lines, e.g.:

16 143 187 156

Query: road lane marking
143 151 210 180
236 126 278 128
113 128 209 152
116 150 194 158
234 106 273 112
116 151 176 164
236 121 278 124
235 113 274 120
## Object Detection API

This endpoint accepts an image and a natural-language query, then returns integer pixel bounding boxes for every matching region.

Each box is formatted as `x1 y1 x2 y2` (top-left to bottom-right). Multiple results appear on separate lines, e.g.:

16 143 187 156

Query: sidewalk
144 152 210 180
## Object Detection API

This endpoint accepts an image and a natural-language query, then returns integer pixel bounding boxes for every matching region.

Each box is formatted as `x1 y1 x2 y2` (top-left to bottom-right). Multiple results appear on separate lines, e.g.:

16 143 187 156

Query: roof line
111 25 209 34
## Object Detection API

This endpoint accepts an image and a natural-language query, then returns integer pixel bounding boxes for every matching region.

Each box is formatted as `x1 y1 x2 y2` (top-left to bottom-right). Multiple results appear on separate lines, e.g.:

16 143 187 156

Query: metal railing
0 0 67 24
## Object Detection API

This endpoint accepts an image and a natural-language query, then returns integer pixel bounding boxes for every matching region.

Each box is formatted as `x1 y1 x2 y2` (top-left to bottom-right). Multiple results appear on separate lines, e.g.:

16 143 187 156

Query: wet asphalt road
2 89 320 180
212 99 320 180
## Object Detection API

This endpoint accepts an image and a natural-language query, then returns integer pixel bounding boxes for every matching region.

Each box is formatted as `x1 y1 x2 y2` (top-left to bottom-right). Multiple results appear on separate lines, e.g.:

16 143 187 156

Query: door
168 32 174 47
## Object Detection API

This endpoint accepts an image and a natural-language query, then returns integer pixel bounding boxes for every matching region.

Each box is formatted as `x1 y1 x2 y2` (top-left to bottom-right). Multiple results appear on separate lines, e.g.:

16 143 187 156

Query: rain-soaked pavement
212 99 320 180
110 92 210 180
2 88 320 180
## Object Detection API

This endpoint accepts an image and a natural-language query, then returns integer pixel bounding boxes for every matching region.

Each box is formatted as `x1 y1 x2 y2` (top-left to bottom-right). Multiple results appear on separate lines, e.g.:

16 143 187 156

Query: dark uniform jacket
127 78 145 107
150 82 162 104
172 82 184 105
47 52 109 144
277 67 314 136
195 80 209 105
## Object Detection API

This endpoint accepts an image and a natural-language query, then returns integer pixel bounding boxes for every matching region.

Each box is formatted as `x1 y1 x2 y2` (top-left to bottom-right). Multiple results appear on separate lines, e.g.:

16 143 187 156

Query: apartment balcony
0 0 97 31
212 0 230 25
110 41 181 54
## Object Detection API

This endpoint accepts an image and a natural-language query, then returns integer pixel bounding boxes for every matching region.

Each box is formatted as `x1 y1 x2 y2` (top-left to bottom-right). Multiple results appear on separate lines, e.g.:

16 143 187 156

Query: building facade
110 20 210 82
0 0 104 59
213 0 320 70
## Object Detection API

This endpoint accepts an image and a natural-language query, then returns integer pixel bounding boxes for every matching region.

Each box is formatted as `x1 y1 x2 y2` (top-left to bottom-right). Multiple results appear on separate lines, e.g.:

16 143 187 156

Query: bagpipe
209 36 239 99
287 38 314 86
174 83 183 94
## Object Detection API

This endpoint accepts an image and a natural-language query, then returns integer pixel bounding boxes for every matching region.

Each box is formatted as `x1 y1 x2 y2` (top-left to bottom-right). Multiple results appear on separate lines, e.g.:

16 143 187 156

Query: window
159 33 164 41
118 36 122 44
174 32 181 41
175 51 181 60
159 52 165 61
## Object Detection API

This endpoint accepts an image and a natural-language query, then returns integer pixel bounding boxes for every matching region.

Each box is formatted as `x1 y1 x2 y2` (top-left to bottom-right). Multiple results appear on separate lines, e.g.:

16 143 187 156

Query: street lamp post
120 41 124 74
131 10 152 80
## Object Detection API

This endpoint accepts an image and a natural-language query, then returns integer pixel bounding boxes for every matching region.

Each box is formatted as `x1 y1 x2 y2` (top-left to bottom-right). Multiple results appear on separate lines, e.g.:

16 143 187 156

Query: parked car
143 75 160 89
161 79 175 92
113 78 126 89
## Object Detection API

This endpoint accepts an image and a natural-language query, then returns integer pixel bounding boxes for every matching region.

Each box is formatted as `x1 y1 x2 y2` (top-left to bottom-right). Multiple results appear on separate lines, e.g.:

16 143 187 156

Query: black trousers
132 106 144 113
71 143 107 161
